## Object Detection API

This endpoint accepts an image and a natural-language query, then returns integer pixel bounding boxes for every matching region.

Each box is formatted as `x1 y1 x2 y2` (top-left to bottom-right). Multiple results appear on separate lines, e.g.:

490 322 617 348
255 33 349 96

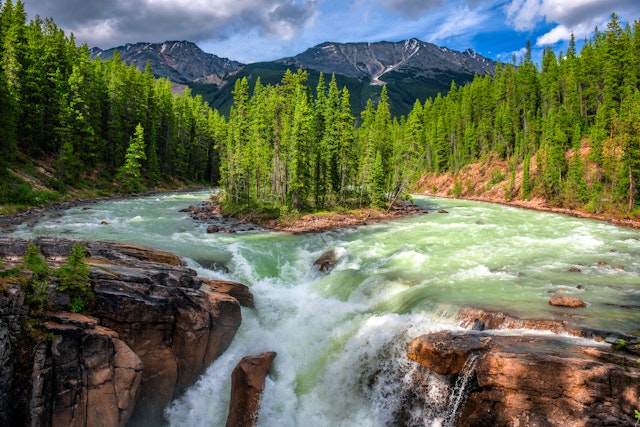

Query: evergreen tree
116 123 147 192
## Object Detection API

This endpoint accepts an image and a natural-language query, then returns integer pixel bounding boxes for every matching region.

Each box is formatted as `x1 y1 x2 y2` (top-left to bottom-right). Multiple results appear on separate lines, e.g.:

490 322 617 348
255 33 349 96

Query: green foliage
55 242 92 312
24 242 48 281
23 243 49 312
452 181 463 198
116 123 147 192
0 8 639 220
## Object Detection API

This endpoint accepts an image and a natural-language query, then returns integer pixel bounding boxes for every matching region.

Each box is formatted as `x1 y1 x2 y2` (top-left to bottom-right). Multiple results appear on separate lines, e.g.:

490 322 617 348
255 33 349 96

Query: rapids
7 191 640 426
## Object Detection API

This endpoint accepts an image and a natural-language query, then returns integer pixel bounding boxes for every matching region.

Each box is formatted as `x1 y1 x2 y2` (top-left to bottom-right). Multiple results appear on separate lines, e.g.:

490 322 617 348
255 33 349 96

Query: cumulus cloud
24 0 319 48
505 0 640 46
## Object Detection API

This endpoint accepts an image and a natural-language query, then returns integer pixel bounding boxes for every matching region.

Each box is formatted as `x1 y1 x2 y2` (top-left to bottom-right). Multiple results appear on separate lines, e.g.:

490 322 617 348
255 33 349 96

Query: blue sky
23 0 640 64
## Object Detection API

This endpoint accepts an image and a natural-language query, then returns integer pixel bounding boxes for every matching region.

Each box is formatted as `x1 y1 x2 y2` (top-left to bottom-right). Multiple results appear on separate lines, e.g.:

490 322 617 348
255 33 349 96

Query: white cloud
505 0 640 46
428 8 489 43
505 0 543 31
535 21 594 46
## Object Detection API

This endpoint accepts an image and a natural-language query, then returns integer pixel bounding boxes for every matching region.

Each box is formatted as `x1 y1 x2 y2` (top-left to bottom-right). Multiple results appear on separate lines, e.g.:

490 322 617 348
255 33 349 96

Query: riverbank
3 185 639 234
416 162 640 230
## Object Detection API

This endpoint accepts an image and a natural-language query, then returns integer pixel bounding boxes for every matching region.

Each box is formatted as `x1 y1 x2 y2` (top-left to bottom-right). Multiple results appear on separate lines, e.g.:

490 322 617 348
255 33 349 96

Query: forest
1 0 639 218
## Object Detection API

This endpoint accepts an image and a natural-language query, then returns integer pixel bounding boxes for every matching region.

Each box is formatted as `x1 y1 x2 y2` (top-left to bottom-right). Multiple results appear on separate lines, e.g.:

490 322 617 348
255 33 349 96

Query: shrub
54 243 93 312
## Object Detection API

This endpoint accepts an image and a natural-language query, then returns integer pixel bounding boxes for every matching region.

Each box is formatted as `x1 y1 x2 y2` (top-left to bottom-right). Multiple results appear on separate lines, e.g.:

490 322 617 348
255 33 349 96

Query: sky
22 0 640 64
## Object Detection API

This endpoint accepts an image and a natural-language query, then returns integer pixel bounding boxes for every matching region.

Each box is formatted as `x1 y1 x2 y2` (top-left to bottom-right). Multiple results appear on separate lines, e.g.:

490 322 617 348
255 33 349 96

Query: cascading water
7 191 640 426
444 354 479 426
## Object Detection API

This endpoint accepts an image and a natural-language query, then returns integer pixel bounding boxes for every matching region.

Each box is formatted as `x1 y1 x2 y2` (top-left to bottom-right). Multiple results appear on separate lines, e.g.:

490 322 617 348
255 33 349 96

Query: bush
54 243 93 312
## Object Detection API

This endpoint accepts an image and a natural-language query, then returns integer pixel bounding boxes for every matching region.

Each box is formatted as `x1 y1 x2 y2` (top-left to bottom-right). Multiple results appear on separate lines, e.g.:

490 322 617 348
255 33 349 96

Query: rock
313 247 344 273
407 331 491 375
437 209 449 214
207 225 220 233
226 352 276 427
0 237 244 427
202 278 255 308
549 294 587 308
408 331 640 427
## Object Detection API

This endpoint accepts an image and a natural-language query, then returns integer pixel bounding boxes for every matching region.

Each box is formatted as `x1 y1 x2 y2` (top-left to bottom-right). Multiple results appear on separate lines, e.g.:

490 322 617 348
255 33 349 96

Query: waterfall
444 353 480 426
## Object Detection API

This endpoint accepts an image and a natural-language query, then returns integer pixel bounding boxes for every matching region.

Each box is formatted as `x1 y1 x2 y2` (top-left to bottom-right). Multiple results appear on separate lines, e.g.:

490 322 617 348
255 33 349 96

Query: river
7 191 640 426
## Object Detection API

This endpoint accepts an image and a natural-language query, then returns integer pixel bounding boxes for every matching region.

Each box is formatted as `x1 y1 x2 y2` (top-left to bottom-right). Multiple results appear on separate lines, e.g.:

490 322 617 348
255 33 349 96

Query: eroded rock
0 237 244 427
408 331 640 426
226 352 277 427
202 278 255 308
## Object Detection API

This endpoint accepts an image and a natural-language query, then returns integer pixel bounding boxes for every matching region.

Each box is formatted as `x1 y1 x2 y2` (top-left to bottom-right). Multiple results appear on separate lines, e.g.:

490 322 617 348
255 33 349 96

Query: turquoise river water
7 191 640 426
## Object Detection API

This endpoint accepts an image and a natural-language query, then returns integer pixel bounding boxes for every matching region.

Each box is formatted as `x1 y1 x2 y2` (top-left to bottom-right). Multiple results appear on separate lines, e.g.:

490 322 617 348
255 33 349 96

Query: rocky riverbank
0 237 248 427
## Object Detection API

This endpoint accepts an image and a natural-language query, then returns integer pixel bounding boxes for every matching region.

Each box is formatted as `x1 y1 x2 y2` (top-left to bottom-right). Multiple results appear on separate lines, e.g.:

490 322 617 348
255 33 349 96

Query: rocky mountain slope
90 41 242 84
277 38 494 84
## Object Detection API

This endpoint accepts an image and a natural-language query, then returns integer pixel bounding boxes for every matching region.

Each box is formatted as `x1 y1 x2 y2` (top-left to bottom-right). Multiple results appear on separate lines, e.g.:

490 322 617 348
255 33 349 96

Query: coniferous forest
1 0 639 219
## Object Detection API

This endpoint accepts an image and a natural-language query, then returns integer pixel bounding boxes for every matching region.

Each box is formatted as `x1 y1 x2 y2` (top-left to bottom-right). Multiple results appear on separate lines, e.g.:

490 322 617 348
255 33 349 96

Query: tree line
220 13 640 216
2 1 638 218
410 13 640 214
0 0 225 203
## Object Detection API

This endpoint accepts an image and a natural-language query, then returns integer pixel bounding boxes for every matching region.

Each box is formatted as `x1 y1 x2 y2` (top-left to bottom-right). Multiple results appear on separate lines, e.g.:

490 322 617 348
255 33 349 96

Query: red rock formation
226 352 277 427
408 331 640 426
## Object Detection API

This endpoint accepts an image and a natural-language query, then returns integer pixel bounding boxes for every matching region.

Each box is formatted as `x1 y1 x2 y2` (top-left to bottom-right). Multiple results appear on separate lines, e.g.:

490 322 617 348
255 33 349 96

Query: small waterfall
443 353 479 426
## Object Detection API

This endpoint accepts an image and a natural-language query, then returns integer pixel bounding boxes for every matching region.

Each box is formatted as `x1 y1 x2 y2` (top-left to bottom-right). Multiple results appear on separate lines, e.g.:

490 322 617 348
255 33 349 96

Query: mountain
277 38 495 84
92 39 497 117
90 41 242 84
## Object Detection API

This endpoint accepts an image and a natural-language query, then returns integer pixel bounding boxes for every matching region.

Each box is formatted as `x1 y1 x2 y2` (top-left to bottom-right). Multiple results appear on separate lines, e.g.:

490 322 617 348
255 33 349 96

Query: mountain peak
90 41 243 84
276 38 495 83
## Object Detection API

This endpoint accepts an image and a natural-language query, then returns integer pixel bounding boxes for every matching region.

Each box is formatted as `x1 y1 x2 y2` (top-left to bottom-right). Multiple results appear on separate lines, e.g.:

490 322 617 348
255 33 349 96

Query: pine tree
116 123 147 192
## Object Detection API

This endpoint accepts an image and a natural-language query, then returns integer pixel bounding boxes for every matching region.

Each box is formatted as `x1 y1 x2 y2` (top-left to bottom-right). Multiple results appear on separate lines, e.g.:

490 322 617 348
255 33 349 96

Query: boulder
226 352 277 427
549 294 587 308
312 247 343 273
202 278 255 308
408 331 640 426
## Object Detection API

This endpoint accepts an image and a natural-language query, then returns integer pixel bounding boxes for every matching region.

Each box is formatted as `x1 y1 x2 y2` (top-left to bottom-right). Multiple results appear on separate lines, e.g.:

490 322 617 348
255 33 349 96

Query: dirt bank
416 158 640 229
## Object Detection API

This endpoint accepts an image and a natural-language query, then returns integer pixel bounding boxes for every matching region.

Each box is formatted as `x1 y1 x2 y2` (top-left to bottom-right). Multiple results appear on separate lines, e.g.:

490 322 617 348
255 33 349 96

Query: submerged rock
226 352 277 427
549 294 587 308
312 247 345 273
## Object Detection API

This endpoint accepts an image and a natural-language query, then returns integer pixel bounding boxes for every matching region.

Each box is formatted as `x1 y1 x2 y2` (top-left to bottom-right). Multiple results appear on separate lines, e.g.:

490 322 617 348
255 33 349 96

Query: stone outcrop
33 313 143 427
408 329 640 426
202 279 255 308
226 352 276 427
0 237 247 427
549 293 587 307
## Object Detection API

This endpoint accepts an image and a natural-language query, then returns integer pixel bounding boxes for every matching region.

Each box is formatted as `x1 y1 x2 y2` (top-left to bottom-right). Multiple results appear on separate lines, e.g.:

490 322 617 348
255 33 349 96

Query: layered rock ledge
0 237 246 427
408 310 640 427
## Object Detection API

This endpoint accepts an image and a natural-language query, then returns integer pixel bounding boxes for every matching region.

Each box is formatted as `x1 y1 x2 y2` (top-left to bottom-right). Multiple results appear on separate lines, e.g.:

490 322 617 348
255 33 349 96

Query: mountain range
90 39 496 116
